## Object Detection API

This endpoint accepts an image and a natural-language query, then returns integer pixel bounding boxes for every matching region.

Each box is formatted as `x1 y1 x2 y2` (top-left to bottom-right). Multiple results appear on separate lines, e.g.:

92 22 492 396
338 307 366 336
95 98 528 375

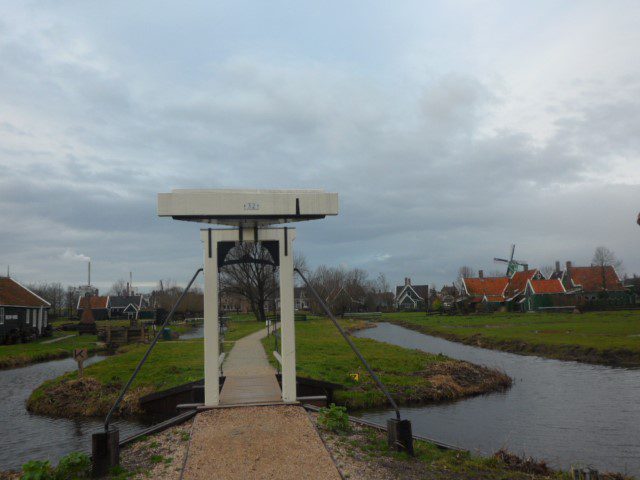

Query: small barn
0 276 51 343
77 295 110 320
524 278 566 311
461 274 510 311
505 269 544 300
557 261 634 307
109 295 144 319
394 278 428 310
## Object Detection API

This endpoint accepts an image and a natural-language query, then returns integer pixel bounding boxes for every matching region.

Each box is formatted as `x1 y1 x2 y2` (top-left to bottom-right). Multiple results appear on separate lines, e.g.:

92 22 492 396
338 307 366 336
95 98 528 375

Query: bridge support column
202 229 220 406
279 228 297 402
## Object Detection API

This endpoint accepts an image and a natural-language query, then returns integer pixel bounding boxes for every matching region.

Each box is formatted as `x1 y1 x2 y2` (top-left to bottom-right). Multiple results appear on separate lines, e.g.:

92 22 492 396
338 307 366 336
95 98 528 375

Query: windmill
494 245 528 277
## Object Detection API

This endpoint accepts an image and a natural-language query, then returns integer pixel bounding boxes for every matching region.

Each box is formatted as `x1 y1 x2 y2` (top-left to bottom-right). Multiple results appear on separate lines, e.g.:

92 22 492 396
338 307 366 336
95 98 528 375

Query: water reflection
0 356 153 471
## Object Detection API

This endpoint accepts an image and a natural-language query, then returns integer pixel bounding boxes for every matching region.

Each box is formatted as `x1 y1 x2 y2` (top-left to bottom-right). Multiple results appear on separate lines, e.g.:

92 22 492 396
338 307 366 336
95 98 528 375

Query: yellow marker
350 373 360 382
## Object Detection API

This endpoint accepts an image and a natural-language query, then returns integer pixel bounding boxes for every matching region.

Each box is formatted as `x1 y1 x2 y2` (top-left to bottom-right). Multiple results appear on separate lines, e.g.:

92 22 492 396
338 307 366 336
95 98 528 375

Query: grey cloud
1 10 639 289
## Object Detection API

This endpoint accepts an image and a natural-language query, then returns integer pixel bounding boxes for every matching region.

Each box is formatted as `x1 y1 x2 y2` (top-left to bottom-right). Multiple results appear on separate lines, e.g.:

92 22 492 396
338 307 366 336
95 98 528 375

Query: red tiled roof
78 296 109 309
529 279 565 294
0 277 50 307
506 270 539 296
569 266 625 292
484 295 505 303
463 277 509 297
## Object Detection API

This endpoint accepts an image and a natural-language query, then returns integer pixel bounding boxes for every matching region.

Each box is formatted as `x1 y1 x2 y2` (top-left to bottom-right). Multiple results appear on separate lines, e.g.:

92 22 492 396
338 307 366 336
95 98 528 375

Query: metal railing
295 268 401 420
104 268 204 432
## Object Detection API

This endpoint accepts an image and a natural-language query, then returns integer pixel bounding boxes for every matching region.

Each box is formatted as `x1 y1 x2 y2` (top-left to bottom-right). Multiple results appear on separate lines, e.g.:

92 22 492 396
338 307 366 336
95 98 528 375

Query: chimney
479 270 484 278
405 277 411 286
523 264 529 271
566 261 572 271
88 261 91 286
555 261 560 272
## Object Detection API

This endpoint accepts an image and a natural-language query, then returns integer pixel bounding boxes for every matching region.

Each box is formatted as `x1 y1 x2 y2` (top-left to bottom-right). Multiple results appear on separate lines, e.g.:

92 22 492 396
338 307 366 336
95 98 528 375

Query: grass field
26 314 267 417
262 318 511 410
0 332 103 369
380 311 640 366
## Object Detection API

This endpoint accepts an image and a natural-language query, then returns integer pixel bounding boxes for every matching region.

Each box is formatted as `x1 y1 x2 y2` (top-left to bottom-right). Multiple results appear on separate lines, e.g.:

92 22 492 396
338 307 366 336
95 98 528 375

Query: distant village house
0 276 51 343
394 278 428 310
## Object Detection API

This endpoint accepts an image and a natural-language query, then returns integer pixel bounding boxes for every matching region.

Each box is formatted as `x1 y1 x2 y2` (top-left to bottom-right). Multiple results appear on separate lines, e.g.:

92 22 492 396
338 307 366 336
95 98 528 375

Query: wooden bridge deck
219 374 282 405
219 325 282 406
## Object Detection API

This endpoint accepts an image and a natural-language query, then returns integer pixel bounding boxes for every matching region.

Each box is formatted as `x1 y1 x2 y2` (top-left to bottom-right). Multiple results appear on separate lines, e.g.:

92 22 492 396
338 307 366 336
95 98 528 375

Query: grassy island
26 317 266 418
262 318 511 410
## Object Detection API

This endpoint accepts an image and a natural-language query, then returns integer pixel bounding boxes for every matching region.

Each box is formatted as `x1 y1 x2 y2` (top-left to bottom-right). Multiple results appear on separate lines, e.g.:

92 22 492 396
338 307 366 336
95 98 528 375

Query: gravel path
182 406 342 480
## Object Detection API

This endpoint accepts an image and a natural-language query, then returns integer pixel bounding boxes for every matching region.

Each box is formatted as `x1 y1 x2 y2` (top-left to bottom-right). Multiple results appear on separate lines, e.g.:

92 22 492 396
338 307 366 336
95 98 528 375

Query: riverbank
262 319 512 409
26 318 267 418
381 311 640 367
0 332 104 370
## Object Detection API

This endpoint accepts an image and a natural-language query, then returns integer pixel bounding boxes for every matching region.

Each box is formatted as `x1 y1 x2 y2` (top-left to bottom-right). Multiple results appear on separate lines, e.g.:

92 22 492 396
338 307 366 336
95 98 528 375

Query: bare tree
455 266 475 290
65 287 80 318
220 243 278 321
294 252 309 276
458 266 475 279
27 282 65 317
109 278 128 295
592 246 622 292
371 273 394 310
540 265 555 279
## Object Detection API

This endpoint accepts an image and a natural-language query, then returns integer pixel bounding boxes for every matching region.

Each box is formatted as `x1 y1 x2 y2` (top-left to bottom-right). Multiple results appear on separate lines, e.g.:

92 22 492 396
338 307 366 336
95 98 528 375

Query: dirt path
182 405 342 480
40 334 76 344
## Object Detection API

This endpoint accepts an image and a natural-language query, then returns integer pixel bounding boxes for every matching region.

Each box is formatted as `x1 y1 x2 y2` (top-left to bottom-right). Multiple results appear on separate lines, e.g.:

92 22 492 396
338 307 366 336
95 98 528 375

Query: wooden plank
219 374 282 405
119 410 197 447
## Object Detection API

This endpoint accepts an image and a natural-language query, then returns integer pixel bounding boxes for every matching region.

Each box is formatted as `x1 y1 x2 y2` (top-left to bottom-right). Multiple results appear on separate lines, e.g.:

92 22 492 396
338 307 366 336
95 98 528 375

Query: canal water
0 356 153 471
354 322 640 476
178 324 204 340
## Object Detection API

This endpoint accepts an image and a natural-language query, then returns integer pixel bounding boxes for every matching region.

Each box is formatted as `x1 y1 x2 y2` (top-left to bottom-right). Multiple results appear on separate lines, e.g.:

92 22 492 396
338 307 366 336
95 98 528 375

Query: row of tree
218 243 394 320
26 283 77 318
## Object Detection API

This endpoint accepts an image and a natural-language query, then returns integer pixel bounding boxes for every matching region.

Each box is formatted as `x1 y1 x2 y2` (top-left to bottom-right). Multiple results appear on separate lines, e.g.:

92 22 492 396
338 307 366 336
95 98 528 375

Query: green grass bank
262 318 511 410
26 317 266 418
0 332 103 370
381 311 640 367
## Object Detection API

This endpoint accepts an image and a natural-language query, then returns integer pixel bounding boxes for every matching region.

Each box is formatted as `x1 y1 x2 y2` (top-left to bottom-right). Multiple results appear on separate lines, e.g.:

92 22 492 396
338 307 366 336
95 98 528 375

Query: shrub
317 403 351 434
55 452 91 479
21 452 91 480
20 460 54 480
431 299 443 312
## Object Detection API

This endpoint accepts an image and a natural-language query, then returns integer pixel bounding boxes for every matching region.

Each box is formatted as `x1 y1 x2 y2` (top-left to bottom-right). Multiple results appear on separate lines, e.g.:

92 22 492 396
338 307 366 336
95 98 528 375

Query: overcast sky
1 1 639 292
